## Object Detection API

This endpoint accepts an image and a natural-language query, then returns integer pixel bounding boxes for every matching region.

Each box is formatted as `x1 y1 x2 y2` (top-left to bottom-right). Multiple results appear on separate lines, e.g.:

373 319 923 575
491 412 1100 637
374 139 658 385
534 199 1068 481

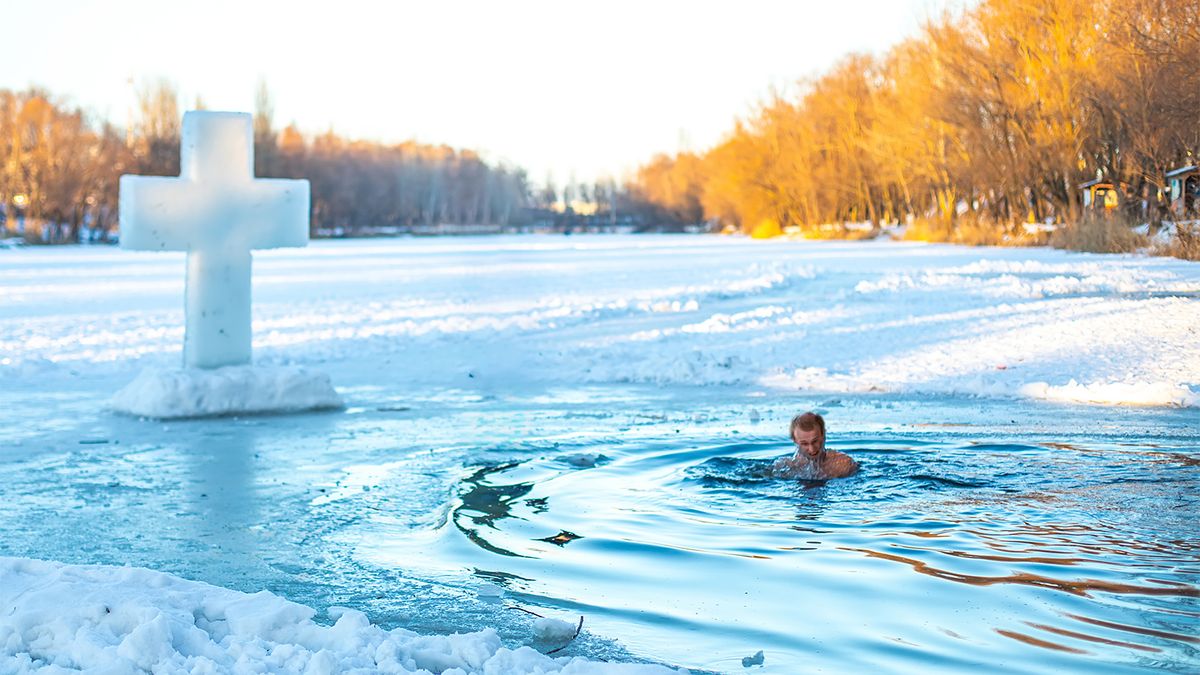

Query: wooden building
1165 165 1198 215
1078 178 1119 210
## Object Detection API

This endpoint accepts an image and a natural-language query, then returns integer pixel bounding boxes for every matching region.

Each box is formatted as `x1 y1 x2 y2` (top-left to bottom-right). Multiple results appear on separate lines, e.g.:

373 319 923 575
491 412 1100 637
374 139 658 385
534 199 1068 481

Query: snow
1 237 1197 410
1018 379 1199 407
0 557 679 674
110 365 343 419
755 291 1200 407
853 258 1195 298
532 618 579 643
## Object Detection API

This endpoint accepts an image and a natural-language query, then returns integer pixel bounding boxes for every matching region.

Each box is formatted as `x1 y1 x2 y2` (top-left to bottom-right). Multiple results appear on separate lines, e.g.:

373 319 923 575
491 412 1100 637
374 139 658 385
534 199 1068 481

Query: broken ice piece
533 617 578 642
742 650 765 667
475 583 504 598
564 452 600 467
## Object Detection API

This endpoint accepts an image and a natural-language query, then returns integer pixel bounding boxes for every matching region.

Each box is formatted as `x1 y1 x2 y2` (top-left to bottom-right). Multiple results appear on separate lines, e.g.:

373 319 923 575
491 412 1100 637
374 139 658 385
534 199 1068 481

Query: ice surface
120 111 309 368
1 235 1198 671
0 557 680 674
109 365 343 419
2 236 1198 408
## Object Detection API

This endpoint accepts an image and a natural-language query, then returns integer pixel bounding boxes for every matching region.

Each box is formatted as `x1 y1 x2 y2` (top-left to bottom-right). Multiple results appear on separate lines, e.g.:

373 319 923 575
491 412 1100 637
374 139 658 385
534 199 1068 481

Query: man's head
790 412 825 460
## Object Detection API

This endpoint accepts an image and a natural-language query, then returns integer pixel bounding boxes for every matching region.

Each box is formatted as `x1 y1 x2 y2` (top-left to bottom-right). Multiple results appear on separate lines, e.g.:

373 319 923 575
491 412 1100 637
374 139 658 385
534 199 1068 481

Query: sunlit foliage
630 0 1200 236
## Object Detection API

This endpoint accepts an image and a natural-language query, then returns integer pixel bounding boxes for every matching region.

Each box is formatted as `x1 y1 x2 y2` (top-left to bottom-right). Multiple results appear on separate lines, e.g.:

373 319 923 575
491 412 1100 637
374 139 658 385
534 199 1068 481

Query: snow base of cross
111 365 344 419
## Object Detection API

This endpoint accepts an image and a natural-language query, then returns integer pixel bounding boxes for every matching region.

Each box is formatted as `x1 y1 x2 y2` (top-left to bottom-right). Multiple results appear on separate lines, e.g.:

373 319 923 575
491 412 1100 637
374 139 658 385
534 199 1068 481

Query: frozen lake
2 235 1198 672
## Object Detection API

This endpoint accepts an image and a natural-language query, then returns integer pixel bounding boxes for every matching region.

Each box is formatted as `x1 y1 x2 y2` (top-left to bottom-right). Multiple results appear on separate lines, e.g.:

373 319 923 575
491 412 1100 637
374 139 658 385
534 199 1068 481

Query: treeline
0 82 535 243
627 0 1200 236
0 89 128 242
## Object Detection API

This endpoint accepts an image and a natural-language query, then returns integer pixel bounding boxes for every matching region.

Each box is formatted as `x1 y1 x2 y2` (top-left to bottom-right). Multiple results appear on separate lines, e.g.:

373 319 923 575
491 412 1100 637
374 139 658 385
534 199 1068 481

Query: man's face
793 427 824 460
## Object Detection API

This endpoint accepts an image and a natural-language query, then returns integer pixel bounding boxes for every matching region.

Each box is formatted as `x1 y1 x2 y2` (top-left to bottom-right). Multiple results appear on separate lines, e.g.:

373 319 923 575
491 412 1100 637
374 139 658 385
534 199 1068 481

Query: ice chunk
741 650 764 667
475 583 505 598
533 616 579 643
564 452 602 467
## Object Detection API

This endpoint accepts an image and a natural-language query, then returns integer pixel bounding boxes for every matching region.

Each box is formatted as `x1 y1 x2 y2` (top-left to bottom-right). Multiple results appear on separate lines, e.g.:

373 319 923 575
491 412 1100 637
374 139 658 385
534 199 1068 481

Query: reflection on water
439 436 1200 671
182 428 263 585
844 546 1198 597
454 462 535 558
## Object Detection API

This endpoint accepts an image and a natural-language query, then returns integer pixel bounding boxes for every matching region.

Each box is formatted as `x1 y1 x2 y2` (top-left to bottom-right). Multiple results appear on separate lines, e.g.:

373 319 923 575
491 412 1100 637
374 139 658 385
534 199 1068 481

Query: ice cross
119 111 310 369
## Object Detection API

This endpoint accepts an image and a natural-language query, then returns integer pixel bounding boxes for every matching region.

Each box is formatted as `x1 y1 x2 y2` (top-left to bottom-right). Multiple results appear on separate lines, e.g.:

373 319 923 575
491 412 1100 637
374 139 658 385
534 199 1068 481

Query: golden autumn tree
630 0 1197 237
1091 0 1200 210
627 151 706 224
0 89 123 242
699 122 782 233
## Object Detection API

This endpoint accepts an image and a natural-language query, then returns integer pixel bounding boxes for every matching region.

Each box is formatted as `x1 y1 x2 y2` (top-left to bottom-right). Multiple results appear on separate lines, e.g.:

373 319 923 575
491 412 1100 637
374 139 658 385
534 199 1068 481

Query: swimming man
772 411 859 480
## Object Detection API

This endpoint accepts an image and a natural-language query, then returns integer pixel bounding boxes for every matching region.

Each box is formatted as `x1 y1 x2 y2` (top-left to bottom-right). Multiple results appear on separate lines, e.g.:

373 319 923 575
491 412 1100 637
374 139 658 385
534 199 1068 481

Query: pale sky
3 0 951 185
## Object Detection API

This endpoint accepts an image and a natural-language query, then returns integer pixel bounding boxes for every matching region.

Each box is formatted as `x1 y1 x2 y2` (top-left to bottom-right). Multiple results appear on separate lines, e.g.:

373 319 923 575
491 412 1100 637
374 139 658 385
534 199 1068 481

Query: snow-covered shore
2 236 1198 408
0 557 679 674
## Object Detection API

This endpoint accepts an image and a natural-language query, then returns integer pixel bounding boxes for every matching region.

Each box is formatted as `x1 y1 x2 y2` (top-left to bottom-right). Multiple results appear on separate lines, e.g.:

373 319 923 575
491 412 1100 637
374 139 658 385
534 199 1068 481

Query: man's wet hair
790 411 825 442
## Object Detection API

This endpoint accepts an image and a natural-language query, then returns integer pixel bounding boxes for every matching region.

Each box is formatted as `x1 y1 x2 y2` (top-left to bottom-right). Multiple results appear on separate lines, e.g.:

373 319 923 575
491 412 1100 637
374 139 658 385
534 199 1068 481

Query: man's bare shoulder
826 450 860 478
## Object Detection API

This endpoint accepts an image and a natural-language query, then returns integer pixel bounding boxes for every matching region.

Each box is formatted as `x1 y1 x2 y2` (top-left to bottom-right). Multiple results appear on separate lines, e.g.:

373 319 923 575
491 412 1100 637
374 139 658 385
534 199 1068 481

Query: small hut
1079 178 1119 210
1165 165 1199 215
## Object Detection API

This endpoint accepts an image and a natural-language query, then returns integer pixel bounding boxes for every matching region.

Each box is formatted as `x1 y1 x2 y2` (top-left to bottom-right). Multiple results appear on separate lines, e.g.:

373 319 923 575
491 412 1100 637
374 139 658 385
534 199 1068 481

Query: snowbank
763 369 1199 407
110 365 343 419
0 557 681 674
1019 380 1200 407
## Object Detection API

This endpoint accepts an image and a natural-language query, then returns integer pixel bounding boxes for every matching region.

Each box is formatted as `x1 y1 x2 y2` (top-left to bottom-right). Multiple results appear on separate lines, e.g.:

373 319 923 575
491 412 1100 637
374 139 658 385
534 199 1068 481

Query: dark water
2 385 1198 672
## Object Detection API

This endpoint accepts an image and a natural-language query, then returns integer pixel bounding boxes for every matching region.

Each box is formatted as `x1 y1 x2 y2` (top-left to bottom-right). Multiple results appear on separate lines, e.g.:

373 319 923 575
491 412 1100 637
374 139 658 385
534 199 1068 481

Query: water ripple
425 434 1200 670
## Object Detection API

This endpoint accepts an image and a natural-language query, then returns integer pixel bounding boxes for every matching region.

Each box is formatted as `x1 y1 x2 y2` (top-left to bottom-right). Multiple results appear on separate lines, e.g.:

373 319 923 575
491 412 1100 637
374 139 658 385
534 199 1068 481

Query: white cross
119 111 310 369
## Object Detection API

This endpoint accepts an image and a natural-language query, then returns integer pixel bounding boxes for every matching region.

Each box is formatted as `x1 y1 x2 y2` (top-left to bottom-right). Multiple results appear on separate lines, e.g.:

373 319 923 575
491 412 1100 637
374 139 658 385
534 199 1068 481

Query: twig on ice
505 605 545 618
